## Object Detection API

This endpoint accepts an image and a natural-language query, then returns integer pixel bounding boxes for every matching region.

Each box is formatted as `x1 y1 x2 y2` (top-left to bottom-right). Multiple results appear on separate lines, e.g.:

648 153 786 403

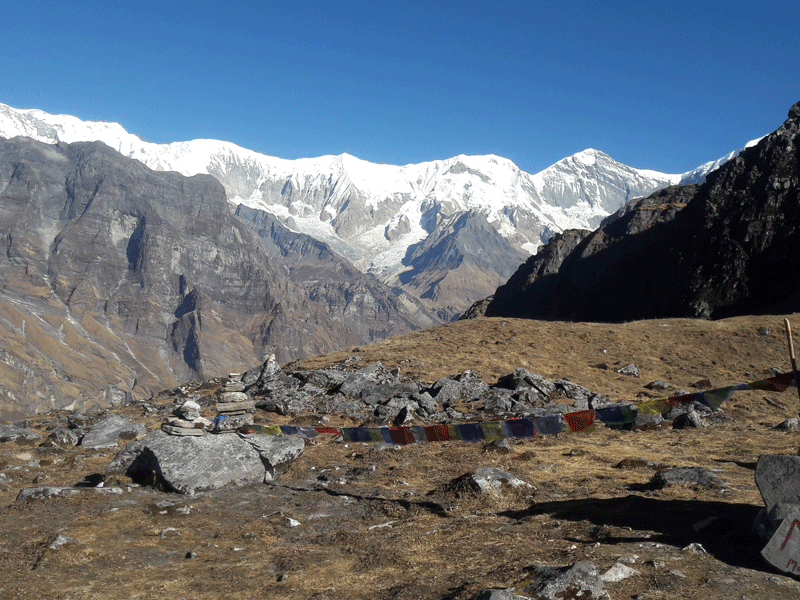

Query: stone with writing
761 509 800 579
755 454 800 511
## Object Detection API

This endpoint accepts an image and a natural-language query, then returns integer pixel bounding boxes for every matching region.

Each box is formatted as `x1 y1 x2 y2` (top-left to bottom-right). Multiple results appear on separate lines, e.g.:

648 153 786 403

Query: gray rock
554 378 612 409
471 589 530 600
161 424 205 436
468 467 532 494
761 509 800 578
41 427 79 447
80 414 146 449
616 363 640 377
430 377 463 404
15 486 123 502
113 430 303 495
523 560 609 599
651 466 724 489
672 409 707 429
339 362 394 398
601 562 640 582
645 380 672 390
482 389 514 414
217 391 249 403
213 413 254 432
239 434 306 482
775 418 800 431
0 426 42 444
48 534 82 549
756 455 800 511
455 370 489 402
412 392 440 417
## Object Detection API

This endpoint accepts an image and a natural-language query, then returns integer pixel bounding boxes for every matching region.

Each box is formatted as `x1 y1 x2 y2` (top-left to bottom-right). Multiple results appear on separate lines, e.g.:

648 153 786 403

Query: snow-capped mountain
0 102 751 320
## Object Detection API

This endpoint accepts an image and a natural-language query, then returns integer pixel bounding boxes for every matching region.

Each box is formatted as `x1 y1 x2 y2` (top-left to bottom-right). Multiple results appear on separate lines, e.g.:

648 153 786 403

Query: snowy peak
0 101 757 322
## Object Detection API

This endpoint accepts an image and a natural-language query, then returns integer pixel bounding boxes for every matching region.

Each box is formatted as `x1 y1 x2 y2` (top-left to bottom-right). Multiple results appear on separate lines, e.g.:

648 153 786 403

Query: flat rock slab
81 414 146 449
0 426 42 443
756 454 800 510
15 486 124 503
651 466 724 489
761 510 800 578
110 431 304 496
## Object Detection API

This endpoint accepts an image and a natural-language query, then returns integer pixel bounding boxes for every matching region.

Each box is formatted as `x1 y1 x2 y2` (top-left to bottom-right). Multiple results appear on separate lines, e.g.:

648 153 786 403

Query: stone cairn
213 372 256 433
161 399 210 436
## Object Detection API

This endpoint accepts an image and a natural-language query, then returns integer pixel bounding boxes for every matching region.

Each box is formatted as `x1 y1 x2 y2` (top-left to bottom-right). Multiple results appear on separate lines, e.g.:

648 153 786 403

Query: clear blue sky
1 0 797 174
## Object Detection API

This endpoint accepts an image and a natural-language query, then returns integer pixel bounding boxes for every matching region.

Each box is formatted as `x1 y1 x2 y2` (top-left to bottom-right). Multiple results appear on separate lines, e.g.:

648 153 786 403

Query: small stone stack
213 372 256 433
162 399 209 436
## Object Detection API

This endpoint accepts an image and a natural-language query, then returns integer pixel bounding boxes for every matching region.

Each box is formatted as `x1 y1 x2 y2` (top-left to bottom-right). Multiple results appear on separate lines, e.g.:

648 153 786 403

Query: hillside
1 314 800 599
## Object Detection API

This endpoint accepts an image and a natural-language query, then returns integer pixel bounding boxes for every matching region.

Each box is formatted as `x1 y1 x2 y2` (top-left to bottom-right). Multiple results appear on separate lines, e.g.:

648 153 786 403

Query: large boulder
107 430 304 495
79 414 146 449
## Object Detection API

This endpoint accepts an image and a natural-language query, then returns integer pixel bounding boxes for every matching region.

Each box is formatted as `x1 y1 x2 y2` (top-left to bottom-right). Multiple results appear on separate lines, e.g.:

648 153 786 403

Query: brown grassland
1 315 800 599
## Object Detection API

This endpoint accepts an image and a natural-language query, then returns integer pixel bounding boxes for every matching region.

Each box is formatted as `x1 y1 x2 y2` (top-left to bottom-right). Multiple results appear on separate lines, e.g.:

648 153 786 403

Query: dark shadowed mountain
483 101 800 322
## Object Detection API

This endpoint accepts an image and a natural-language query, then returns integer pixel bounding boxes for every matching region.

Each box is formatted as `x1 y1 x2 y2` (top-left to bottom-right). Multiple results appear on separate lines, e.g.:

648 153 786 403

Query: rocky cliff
484 101 800 322
0 137 418 419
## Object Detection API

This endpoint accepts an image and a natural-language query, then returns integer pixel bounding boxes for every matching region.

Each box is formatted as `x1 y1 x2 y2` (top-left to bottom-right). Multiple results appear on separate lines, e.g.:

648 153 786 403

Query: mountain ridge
0 102 755 320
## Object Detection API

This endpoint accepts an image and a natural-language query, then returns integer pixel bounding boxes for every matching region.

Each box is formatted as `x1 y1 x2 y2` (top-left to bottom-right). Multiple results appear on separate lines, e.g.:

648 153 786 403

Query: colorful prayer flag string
237 373 798 445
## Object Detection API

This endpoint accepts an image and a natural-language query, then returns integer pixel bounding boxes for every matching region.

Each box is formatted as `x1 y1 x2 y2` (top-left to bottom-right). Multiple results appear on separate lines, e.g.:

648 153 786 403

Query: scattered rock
645 380 671 391
775 418 800 432
40 427 79 448
523 560 610 599
484 440 514 454
616 363 640 377
0 426 42 444
651 466 724 489
764 397 788 410
601 562 640 582
471 589 530 600
467 467 532 495
48 534 82 549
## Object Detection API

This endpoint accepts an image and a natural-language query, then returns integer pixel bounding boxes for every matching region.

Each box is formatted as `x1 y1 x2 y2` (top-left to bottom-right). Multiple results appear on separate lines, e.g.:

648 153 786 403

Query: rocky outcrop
485 101 800 322
398 211 529 322
234 204 434 332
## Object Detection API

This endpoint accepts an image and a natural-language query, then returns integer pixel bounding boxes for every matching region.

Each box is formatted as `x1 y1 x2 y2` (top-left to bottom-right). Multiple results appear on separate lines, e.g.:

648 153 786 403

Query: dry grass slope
1 314 800 599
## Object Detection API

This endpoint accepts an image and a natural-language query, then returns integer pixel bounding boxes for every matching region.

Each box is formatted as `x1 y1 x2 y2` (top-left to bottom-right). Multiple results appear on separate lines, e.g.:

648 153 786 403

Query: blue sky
1 0 797 174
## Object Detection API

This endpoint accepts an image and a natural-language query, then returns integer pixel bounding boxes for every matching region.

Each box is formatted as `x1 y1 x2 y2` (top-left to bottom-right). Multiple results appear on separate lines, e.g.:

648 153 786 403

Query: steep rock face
234 204 436 333
485 101 800 322
398 211 530 321
0 137 416 419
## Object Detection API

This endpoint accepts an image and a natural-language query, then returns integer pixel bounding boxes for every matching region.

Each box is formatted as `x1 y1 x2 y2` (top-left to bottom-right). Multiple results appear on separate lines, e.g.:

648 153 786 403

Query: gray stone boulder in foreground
80 414 146 449
107 430 304 495
761 509 800 578
755 454 800 510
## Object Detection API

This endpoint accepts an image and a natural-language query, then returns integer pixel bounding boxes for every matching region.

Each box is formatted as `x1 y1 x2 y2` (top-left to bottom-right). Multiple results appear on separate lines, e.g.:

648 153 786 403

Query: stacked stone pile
213 372 256 433
161 399 209 436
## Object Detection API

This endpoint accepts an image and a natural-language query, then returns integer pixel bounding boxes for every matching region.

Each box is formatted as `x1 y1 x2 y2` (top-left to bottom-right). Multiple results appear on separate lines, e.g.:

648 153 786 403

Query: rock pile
213 372 256 433
161 399 207 436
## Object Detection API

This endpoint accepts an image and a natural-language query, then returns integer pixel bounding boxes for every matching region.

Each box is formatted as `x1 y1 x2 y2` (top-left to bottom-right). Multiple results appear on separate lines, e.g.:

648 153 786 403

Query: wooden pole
783 318 800 403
